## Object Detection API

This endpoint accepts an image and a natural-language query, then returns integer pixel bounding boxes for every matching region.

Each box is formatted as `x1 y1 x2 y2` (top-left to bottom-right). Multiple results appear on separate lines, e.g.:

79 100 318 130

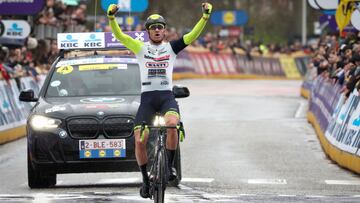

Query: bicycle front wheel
153 148 167 203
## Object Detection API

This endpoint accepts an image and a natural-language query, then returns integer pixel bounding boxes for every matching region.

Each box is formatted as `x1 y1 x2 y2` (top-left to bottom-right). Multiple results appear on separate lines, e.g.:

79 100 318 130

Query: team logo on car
56 66 73 75
97 111 105 116
80 97 125 103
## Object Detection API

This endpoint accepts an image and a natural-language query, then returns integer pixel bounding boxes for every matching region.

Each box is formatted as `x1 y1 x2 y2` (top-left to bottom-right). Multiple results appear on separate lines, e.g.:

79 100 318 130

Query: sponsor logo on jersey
145 62 169 68
160 80 169 85
148 69 166 78
144 54 170 61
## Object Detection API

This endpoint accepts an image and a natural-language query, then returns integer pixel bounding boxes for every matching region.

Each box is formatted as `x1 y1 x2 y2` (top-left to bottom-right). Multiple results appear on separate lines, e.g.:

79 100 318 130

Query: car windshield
45 62 141 97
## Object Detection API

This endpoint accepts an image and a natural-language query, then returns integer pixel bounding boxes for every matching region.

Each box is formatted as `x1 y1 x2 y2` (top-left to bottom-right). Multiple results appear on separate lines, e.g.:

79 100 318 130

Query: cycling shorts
134 90 179 128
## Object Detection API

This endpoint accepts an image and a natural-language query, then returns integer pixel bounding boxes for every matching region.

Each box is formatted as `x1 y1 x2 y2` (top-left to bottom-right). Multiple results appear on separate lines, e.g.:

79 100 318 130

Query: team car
19 32 189 188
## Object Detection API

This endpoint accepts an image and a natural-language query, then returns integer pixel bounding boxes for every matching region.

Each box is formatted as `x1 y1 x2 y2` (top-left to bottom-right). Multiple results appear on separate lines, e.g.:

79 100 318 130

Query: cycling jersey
109 16 208 93
135 39 186 92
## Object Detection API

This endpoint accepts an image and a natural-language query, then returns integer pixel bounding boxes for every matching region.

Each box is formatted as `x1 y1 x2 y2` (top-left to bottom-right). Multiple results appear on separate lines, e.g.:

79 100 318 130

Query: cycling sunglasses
149 23 165 30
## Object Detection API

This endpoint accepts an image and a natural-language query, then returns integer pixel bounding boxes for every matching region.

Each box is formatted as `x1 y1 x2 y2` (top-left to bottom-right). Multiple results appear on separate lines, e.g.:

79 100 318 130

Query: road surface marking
306 195 325 198
278 194 296 197
96 177 140 184
325 180 360 185
182 178 215 183
178 184 193 190
295 101 307 118
248 179 287 185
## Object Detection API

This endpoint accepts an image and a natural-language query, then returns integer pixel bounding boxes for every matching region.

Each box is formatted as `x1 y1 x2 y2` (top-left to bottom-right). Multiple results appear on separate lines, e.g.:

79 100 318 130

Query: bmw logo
59 130 68 138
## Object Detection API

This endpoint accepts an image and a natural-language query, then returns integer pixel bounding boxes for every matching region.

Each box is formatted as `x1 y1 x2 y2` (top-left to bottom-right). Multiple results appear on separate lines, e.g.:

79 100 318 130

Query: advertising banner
174 50 196 73
0 20 29 46
0 80 26 129
57 32 149 50
309 76 342 131
58 32 105 49
341 98 360 154
0 20 31 39
211 10 249 26
326 92 360 155
279 57 302 79
101 0 148 13
0 0 44 15
104 31 149 49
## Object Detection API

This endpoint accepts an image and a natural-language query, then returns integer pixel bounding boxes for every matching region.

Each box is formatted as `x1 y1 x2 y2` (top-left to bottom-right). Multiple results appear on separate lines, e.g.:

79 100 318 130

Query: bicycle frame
140 119 178 203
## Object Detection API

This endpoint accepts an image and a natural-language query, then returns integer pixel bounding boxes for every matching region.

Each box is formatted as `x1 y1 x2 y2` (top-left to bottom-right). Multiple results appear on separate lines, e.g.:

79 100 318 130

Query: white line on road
295 101 307 118
278 194 296 197
325 180 360 185
306 195 325 198
178 184 193 190
94 177 214 185
248 179 287 185
96 177 141 184
238 194 255 196
182 178 215 183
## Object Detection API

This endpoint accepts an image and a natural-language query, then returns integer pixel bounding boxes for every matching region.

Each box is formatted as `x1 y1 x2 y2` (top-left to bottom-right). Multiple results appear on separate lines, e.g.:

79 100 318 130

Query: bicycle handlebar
139 122 185 142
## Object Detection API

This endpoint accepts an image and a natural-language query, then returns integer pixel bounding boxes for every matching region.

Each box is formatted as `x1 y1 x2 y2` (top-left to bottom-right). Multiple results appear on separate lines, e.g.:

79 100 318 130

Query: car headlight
30 115 61 130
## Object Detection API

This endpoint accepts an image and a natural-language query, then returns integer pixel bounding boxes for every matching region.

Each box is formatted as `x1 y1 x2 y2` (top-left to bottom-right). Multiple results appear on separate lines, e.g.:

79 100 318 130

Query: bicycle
140 115 185 203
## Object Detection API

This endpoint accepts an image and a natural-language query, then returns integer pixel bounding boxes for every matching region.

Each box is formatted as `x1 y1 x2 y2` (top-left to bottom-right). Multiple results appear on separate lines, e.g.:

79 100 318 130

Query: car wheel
28 150 56 188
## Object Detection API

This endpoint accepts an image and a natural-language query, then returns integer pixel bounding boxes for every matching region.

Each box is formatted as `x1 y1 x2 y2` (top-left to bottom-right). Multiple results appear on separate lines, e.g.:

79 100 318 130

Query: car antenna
59 49 65 59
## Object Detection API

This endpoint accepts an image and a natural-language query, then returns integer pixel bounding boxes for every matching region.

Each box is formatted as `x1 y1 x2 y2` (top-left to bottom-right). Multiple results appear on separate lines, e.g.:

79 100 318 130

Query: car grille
67 116 134 139
67 117 99 139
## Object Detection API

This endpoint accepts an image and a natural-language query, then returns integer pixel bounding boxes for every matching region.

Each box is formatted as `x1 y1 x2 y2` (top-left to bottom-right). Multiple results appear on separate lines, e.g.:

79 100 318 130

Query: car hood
34 96 140 119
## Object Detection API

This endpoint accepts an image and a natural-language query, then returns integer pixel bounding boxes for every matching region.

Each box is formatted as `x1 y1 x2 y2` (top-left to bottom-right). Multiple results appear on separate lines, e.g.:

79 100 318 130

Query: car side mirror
173 85 190 98
19 89 38 102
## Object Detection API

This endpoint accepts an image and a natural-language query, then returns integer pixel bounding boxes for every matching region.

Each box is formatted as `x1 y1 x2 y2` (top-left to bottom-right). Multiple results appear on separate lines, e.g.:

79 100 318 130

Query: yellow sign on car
79 64 127 71
56 65 73 75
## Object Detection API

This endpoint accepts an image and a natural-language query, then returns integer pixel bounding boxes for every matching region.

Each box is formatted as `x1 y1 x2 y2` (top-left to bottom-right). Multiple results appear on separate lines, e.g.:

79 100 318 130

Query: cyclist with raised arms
107 2 212 198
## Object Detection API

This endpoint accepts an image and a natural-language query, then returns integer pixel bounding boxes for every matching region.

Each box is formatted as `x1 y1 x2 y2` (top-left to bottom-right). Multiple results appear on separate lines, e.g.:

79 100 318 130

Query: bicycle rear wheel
153 148 167 203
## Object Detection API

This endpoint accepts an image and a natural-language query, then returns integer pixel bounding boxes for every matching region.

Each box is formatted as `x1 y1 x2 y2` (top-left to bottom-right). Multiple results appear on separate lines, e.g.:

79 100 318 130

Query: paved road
1 79 360 202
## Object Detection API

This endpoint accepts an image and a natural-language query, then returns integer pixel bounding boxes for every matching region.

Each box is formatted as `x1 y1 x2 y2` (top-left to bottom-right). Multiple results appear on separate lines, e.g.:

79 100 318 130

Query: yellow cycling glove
107 4 118 20
202 2 213 20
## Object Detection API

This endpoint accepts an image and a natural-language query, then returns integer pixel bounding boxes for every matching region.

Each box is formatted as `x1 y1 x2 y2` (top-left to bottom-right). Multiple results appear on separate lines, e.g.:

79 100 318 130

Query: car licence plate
79 139 126 159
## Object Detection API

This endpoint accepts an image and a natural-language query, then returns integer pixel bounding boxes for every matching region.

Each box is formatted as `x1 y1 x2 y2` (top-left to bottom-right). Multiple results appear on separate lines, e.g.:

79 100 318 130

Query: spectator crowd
306 32 360 97
0 0 88 88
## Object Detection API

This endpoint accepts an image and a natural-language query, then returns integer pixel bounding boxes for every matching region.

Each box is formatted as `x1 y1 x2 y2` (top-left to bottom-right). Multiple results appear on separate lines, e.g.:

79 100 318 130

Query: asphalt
1 79 360 203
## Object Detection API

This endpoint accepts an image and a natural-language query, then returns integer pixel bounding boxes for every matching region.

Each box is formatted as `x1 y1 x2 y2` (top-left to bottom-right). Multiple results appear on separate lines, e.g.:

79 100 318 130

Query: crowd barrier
306 76 360 174
173 48 307 80
0 76 45 144
0 49 309 144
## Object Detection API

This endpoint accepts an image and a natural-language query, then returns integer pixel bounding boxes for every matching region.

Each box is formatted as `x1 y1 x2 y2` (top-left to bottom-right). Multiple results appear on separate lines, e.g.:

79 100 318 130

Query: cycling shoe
139 182 150 198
